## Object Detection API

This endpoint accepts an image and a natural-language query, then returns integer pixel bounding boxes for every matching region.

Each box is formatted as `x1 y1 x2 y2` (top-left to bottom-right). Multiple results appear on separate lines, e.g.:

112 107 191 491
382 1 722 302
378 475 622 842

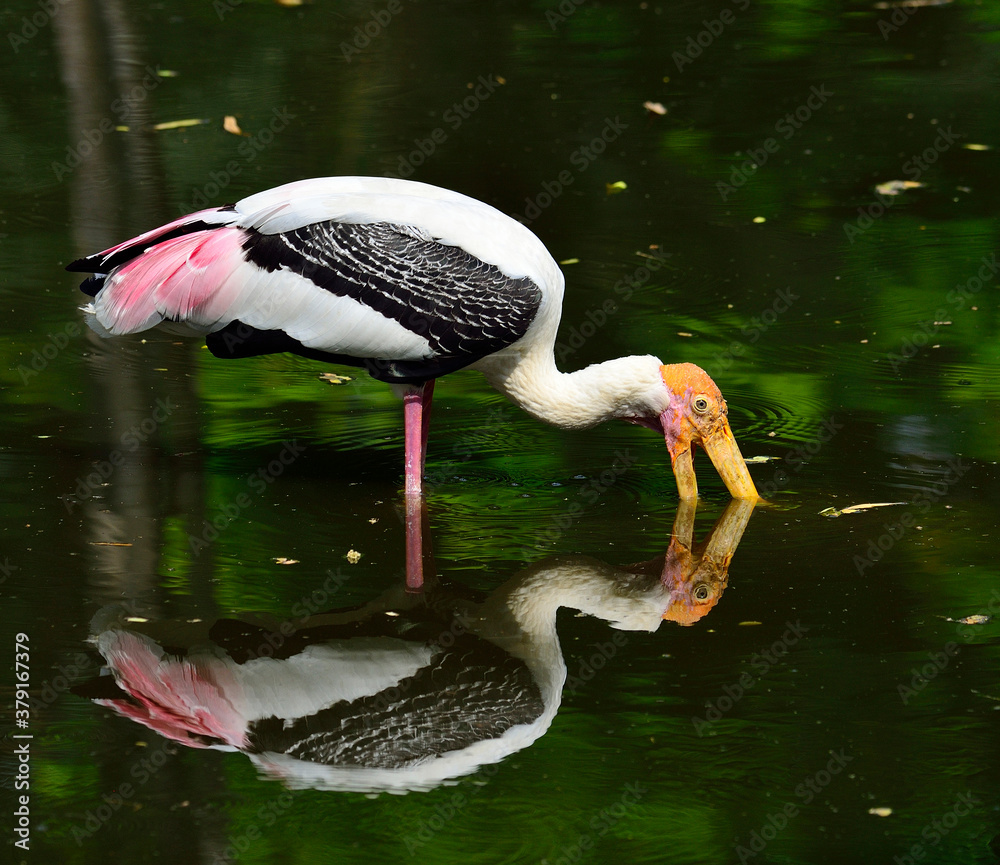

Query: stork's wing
74 216 542 385
217 219 542 383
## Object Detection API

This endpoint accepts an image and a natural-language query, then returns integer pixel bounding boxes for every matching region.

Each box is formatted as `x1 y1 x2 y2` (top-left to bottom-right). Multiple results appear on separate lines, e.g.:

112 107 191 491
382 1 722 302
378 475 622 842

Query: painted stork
68 176 758 501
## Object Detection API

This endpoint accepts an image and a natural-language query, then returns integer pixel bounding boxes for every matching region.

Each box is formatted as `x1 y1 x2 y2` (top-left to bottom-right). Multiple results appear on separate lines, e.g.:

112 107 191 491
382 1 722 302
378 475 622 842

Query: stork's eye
693 583 712 601
693 395 711 414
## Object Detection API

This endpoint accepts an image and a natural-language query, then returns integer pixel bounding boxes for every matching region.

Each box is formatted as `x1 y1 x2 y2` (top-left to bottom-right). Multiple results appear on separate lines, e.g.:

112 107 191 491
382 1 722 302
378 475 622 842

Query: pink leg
402 381 434 590
403 381 434 497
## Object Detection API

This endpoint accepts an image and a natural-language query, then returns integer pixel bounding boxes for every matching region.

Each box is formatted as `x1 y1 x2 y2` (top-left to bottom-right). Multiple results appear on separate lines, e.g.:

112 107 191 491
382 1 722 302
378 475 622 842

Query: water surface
2 1 999 863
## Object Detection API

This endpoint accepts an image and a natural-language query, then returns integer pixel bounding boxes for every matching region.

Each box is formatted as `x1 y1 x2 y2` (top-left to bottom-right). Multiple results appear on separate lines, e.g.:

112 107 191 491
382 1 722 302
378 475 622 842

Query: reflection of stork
75 501 753 793
69 177 758 503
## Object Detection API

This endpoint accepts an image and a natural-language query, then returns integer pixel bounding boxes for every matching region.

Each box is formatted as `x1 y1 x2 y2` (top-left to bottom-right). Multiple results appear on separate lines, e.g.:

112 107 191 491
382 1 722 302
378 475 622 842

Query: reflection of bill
75 500 753 793
623 498 753 626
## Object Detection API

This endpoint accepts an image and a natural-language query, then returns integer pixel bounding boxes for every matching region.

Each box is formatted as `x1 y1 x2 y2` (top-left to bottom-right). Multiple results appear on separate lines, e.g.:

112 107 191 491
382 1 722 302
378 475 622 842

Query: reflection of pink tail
96 631 248 749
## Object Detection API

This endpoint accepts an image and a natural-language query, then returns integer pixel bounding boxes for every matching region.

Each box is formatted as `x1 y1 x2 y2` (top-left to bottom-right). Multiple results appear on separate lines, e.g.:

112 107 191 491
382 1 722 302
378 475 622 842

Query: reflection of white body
82 501 750 793
85 559 670 793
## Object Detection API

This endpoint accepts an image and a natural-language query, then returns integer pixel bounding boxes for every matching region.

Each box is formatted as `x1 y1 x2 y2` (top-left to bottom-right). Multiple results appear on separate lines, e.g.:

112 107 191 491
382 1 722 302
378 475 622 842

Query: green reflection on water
2 0 1000 862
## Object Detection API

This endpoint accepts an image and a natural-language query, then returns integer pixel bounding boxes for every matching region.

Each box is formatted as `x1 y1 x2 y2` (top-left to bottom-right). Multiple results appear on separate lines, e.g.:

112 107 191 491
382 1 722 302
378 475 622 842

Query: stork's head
629 362 758 501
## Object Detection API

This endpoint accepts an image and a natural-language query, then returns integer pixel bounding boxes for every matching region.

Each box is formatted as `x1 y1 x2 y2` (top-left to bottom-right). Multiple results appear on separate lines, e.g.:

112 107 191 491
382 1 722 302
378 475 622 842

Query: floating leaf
962 144 991 151
971 689 1000 702
937 614 991 625
643 101 667 115
319 372 352 385
819 502 906 517
559 257 580 265
745 455 780 464
274 557 299 565
156 69 179 78
153 118 207 131
875 180 924 196
606 181 628 195
635 250 666 261
738 621 763 626
223 115 245 136
868 807 893 817
752 216 766 223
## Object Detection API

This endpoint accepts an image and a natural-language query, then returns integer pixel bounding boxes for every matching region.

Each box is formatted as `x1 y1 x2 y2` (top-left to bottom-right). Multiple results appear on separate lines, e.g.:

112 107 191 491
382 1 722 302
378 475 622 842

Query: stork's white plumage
68 176 758 501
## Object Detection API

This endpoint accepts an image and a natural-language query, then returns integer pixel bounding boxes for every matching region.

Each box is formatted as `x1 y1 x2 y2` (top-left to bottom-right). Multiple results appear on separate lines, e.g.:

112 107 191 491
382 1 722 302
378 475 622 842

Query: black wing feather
239 221 542 384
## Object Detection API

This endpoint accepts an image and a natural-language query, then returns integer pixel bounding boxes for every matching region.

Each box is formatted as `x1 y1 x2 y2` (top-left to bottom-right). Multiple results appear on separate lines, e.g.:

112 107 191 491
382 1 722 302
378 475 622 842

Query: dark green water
2 0 999 862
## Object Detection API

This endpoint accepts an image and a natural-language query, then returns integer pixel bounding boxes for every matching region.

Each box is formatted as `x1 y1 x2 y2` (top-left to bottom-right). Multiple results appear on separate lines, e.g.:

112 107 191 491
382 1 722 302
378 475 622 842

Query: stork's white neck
475 347 666 430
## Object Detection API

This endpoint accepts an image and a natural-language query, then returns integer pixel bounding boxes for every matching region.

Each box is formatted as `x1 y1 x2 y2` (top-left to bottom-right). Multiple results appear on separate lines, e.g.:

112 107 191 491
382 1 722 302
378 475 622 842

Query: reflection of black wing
246 635 545 769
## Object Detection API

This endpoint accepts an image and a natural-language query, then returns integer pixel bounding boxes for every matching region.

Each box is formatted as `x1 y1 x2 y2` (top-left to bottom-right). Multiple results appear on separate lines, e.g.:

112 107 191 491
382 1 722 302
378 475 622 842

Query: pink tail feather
91 227 250 335
67 206 236 274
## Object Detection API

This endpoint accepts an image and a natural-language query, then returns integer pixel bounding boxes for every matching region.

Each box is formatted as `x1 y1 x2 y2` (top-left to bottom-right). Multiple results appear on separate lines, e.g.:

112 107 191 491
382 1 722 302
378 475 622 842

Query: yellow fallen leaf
274 557 299 565
156 69 179 78
875 180 924 196
819 502 906 517
752 216 766 223
745 455 780 464
223 115 245 136
643 101 667 115
868 807 893 817
738 621 763 626
676 332 693 338
319 372 352 385
606 181 628 195
971 689 1000 702
937 614 991 625
963 143 991 151
275 0 303 5
559 258 580 265
153 118 207 131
